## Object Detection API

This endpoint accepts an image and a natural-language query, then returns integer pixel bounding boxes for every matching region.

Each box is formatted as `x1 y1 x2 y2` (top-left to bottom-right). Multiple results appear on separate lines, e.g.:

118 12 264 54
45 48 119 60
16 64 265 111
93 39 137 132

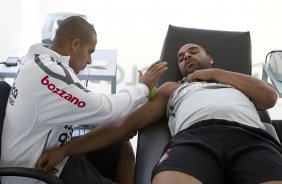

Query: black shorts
152 119 282 184
59 142 122 184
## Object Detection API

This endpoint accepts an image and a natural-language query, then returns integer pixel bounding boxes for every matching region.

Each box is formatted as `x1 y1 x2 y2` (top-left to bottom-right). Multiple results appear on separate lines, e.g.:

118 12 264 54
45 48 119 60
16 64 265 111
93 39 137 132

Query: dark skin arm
36 82 180 173
187 68 278 110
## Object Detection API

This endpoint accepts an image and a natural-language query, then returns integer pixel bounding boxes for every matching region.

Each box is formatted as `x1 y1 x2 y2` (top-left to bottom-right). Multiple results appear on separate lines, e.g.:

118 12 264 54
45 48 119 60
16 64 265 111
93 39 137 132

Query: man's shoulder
158 82 180 98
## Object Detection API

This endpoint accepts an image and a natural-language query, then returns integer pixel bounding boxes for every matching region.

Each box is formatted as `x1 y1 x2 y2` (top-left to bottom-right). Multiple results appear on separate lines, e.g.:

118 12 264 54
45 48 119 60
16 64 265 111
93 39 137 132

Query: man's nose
184 52 191 61
88 58 92 64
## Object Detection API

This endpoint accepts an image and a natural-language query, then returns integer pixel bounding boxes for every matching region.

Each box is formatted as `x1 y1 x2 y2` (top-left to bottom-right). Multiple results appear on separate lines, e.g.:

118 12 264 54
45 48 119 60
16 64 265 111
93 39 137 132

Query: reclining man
0 16 168 184
36 43 282 184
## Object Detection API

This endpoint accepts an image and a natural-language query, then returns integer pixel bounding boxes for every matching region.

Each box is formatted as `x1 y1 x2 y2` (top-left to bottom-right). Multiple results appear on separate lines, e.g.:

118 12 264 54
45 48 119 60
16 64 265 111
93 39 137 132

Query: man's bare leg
114 141 135 184
152 170 202 184
262 181 282 184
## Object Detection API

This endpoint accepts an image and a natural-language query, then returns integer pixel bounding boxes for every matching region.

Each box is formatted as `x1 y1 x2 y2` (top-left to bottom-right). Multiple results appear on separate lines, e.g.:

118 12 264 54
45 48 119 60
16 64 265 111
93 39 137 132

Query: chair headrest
157 25 251 86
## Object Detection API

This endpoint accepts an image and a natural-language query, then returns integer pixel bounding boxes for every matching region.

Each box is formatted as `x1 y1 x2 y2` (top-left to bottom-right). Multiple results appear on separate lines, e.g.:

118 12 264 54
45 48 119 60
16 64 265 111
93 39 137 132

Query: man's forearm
57 82 178 157
214 69 277 110
60 94 169 156
61 121 125 156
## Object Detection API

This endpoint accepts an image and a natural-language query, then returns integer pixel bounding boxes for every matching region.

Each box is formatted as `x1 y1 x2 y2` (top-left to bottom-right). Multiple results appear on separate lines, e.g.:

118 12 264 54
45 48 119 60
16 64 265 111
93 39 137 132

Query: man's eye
190 51 198 54
178 58 184 62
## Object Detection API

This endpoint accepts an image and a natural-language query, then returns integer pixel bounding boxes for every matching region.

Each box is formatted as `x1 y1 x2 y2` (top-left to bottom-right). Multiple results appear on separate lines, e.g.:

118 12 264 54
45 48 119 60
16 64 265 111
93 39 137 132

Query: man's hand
138 60 168 90
36 148 66 174
186 68 215 83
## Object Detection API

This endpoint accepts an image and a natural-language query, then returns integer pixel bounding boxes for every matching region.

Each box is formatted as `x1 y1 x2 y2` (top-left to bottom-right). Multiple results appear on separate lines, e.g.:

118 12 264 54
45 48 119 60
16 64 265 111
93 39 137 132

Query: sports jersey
166 82 264 136
1 44 149 184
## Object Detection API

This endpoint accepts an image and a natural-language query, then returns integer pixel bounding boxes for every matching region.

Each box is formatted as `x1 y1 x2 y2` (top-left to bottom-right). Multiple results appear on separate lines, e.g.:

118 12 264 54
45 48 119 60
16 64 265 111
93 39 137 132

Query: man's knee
152 170 202 184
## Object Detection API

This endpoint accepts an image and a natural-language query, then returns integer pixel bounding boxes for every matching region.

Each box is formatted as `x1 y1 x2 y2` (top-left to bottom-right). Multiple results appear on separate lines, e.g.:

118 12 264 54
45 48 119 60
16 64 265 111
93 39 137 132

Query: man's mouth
185 59 196 68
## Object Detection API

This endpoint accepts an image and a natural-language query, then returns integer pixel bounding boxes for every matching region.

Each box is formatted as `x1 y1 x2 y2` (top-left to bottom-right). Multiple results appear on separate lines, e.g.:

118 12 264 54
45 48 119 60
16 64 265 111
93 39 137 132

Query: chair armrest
134 117 171 184
0 167 63 184
272 120 282 142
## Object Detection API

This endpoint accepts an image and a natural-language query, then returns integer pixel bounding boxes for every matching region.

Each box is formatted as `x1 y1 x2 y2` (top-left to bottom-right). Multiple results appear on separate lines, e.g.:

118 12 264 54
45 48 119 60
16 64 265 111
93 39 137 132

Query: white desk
262 63 282 97
0 49 117 94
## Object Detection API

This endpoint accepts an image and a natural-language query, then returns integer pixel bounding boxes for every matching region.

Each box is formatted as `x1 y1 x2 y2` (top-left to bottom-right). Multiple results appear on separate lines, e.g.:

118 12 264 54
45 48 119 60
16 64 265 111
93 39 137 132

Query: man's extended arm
187 68 278 110
36 82 179 172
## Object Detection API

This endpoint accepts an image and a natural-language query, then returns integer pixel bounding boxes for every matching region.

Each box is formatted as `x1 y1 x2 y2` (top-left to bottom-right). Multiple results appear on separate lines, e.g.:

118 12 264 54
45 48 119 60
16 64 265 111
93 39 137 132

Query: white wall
0 0 23 62
1 0 282 118
2 0 282 81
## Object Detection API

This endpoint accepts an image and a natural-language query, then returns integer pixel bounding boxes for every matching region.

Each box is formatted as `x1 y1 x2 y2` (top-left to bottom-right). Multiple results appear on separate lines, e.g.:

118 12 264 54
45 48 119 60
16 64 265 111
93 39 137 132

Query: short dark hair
53 16 96 46
197 44 208 54
187 43 208 54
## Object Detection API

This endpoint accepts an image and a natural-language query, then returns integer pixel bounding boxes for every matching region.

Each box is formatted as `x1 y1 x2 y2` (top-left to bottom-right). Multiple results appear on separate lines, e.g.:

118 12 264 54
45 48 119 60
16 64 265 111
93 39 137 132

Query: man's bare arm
187 68 278 110
36 82 179 172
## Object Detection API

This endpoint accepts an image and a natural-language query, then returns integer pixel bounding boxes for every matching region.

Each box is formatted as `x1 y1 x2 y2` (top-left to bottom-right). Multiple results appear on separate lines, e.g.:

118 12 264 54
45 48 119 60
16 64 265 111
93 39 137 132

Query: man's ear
71 38 80 51
208 55 214 64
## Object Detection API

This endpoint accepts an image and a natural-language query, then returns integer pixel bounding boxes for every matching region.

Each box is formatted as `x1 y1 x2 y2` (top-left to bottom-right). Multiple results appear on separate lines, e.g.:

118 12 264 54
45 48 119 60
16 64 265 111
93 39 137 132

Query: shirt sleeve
36 74 149 127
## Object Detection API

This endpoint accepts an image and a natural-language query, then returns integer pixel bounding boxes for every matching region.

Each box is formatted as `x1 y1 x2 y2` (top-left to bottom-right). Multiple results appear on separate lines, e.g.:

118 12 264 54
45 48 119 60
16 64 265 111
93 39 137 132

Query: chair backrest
134 25 272 184
0 80 11 158
0 80 64 184
157 25 251 86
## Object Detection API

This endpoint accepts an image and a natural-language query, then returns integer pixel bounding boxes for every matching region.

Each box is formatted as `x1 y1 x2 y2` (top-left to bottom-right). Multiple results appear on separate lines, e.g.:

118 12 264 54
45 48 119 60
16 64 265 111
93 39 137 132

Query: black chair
134 25 282 184
0 80 63 184
273 119 282 142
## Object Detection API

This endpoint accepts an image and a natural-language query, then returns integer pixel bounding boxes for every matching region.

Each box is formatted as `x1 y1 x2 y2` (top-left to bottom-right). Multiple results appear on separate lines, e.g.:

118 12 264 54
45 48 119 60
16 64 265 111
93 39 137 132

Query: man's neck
49 43 69 56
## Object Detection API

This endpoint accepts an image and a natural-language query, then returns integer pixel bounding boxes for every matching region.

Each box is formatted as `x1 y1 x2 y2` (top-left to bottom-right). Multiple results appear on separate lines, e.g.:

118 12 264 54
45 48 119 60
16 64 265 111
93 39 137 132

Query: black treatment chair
0 80 64 184
134 25 282 184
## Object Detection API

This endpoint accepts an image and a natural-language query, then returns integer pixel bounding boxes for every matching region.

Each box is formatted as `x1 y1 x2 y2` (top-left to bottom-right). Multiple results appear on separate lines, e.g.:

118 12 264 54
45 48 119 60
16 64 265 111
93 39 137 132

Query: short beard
182 63 212 77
